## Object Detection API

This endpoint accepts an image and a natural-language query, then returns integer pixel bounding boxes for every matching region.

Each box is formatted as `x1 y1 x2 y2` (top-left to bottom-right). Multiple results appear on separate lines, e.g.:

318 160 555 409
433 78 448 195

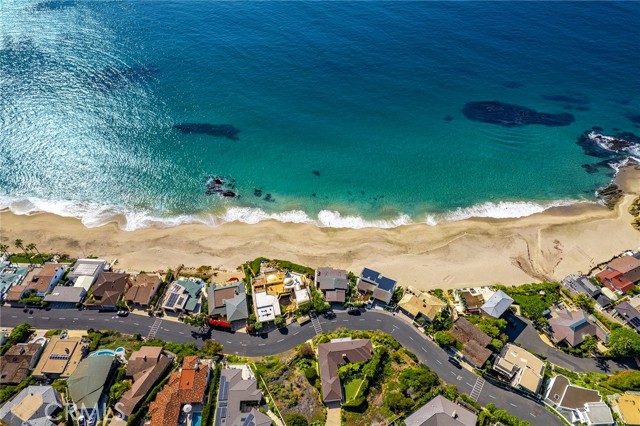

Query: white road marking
294 331 300 335
409 336 414 341
11 316 17 318
259 343 266 346
179 332 184 335
89 318 95 321
457 375 463 381
530 413 537 418
28 316 33 319
422 348 428 353
510 403 517 407
450 371 457 376
359 318 365 321
42 317 50 320
73 318 78 321
376 319 382 322
277 339 284 343
133 323 139 326
226 341 232 344
466 382 473 387
58 317 66 320
488 395 496 399
436 359 442 364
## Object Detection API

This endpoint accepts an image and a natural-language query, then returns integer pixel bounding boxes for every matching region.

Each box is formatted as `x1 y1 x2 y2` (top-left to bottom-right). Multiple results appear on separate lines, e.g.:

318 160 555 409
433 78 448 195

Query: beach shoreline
1 166 639 291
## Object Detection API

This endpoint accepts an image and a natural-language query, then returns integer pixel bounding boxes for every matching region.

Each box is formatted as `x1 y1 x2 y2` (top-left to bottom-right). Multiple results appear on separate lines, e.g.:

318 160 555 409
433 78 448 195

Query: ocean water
1 1 639 230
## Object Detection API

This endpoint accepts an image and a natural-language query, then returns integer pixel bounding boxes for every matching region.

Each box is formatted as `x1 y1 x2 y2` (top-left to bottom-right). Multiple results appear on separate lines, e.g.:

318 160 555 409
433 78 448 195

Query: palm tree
25 243 43 265
14 239 31 265
0 244 9 260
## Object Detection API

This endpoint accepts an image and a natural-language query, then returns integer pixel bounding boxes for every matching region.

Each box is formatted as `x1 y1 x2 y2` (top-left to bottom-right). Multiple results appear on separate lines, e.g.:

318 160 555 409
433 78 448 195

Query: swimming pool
90 349 115 357
191 413 201 426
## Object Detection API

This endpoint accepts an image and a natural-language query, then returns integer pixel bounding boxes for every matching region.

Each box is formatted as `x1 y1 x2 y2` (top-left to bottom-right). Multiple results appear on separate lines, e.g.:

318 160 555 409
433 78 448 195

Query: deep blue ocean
1 1 639 230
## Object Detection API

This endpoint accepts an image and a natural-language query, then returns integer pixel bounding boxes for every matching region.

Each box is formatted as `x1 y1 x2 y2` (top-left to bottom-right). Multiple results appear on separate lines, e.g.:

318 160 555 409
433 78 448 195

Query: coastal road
1 307 562 426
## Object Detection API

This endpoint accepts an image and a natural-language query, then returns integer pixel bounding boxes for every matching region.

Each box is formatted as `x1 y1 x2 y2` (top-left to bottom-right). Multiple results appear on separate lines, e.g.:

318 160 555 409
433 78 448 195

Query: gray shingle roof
0 386 62 426
481 290 514 318
404 395 477 426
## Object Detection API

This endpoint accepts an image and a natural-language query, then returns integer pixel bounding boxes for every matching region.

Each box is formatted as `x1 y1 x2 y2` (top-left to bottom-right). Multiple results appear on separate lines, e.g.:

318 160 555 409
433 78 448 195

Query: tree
607 327 640 357
383 392 414 414
298 343 315 359
274 315 284 328
434 331 456 347
0 244 9 259
304 367 318 383
580 335 598 355
604 370 640 391
284 413 309 426
202 341 223 358
25 243 43 265
14 239 30 265
574 294 595 314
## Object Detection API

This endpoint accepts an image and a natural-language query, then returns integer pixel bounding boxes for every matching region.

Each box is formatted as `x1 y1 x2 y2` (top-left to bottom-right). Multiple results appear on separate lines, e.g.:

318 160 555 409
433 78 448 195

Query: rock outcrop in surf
204 176 237 198
462 101 575 127
174 123 240 140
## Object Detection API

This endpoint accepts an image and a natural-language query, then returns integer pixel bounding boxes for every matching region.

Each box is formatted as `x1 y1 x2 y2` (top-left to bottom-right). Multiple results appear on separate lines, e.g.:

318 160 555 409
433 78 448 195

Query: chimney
452 411 458 419
143 355 147 362
195 362 200 372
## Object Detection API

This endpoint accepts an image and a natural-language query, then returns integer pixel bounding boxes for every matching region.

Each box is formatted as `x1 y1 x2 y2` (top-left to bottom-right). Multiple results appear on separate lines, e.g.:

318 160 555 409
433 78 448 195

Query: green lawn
344 378 364 402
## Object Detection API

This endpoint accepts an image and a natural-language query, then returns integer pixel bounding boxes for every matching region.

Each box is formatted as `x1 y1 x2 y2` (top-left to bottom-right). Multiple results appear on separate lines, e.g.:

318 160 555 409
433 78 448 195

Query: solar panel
242 413 254 426
220 377 229 401
214 407 226 426
629 317 640 329
219 407 227 420
166 293 179 308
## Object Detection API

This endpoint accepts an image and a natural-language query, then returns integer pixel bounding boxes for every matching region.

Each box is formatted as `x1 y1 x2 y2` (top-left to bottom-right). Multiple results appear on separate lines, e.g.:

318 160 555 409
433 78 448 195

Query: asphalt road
505 314 635 373
1 307 562 426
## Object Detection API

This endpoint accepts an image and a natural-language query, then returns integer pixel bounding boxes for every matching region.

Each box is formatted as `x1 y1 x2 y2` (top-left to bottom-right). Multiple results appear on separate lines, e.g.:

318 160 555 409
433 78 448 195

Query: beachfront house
84 272 131 311
318 338 373 404
356 267 397 305
397 286 448 322
481 289 514 318
547 308 608 347
214 366 271 426
596 255 640 294
315 267 350 304
207 280 249 329
613 301 640 332
0 263 29 301
5 263 67 305
44 286 86 308
403 395 478 426
68 258 108 292
161 279 203 314
561 275 612 310
251 268 311 323
492 343 545 395
124 273 162 309
450 318 492 368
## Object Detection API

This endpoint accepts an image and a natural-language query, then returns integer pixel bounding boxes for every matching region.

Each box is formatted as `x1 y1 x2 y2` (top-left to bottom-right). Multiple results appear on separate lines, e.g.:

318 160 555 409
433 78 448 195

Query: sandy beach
2 166 639 291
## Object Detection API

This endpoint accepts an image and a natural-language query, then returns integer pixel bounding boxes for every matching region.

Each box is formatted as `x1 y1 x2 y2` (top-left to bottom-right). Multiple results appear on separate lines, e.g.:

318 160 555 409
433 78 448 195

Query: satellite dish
183 404 192 413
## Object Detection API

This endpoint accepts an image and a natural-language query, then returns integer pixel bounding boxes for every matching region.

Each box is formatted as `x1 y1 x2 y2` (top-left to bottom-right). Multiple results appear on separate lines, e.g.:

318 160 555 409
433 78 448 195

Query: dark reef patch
33 0 75 11
204 176 237 198
174 123 240 140
86 64 158 92
576 130 640 160
253 188 263 198
264 193 275 202
628 114 640 126
312 170 320 176
541 94 589 105
462 101 575 127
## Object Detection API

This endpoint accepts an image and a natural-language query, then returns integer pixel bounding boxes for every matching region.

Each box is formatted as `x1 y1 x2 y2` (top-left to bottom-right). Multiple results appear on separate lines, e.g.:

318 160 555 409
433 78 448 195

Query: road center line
277 339 284 342
488 395 496 399
510 403 517 407
436 360 442 364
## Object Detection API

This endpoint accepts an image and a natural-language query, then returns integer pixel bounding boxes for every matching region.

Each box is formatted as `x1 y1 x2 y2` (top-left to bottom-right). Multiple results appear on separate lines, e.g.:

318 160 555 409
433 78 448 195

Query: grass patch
344 378 364 401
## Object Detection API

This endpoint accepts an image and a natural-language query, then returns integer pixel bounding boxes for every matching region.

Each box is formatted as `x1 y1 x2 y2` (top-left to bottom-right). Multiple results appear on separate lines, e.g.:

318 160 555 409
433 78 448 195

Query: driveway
505 314 635 373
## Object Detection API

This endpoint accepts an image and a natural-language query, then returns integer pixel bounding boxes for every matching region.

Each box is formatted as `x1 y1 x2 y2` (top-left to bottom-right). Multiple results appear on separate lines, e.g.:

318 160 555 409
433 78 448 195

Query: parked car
324 311 336 319
448 356 462 368
116 310 129 317
347 307 362 316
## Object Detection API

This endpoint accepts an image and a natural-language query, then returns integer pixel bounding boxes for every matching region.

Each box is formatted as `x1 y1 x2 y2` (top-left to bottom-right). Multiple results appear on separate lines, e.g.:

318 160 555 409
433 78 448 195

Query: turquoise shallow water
1 1 639 229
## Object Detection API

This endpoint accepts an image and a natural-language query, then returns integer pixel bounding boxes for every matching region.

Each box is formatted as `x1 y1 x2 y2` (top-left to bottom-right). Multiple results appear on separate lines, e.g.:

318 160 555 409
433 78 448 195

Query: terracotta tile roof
607 256 640 282
118 351 171 417
148 356 209 426
0 343 43 385
597 269 635 293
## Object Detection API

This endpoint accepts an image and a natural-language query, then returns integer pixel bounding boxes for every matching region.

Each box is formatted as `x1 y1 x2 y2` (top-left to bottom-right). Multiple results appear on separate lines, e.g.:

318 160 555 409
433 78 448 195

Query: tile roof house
0 263 28 301
547 309 608 347
403 395 478 426
398 290 447 322
450 318 492 368
607 256 640 283
544 375 602 410
161 279 203 314
561 275 612 310
84 272 131 310
44 286 86 308
148 356 210 426
613 302 640 332
0 342 45 385
0 385 62 426
481 289 514 318
572 402 614 426
613 393 640 426
356 268 397 305
315 267 349 304
5 263 67 304
458 290 485 315
493 343 545 395
207 281 249 327
124 273 162 308
67 353 116 417
596 269 635 294
116 346 173 419
318 339 373 403
214 367 271 426
33 336 88 380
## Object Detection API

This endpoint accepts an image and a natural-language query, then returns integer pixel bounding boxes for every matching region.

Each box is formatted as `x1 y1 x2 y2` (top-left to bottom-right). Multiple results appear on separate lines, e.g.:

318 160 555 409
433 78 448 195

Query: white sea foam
0 194 590 231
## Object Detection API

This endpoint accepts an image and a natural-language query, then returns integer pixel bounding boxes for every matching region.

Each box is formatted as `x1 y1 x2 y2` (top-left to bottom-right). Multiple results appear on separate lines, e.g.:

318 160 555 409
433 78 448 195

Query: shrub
605 370 640 391
304 367 318 383
284 413 309 426
434 331 456 347
384 391 414 414
342 396 367 412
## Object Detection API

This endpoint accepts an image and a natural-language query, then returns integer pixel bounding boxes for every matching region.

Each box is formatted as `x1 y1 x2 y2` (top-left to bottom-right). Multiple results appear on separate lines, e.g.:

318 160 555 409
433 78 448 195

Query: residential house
84 272 131 310
33 335 88 380
287 272 311 308
207 281 249 329
630 294 640 310
44 286 86 308
398 287 447 322
0 263 28 301
0 342 45 385
0 386 62 426
68 259 107 291
450 318 492 368
572 402 614 426
403 395 478 426
214 366 271 426
561 275 612 310
253 290 281 323
356 268 397 305
612 393 640 426
596 255 640 294
148 356 211 426
493 343 545 395
613 302 640 332
457 290 485 315
544 375 602 409
547 308 608 347
161 279 203 314
5 263 67 304
315 267 350 304
124 273 162 309
116 346 173 419
317 338 373 404
481 289 514 318
67 352 117 420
